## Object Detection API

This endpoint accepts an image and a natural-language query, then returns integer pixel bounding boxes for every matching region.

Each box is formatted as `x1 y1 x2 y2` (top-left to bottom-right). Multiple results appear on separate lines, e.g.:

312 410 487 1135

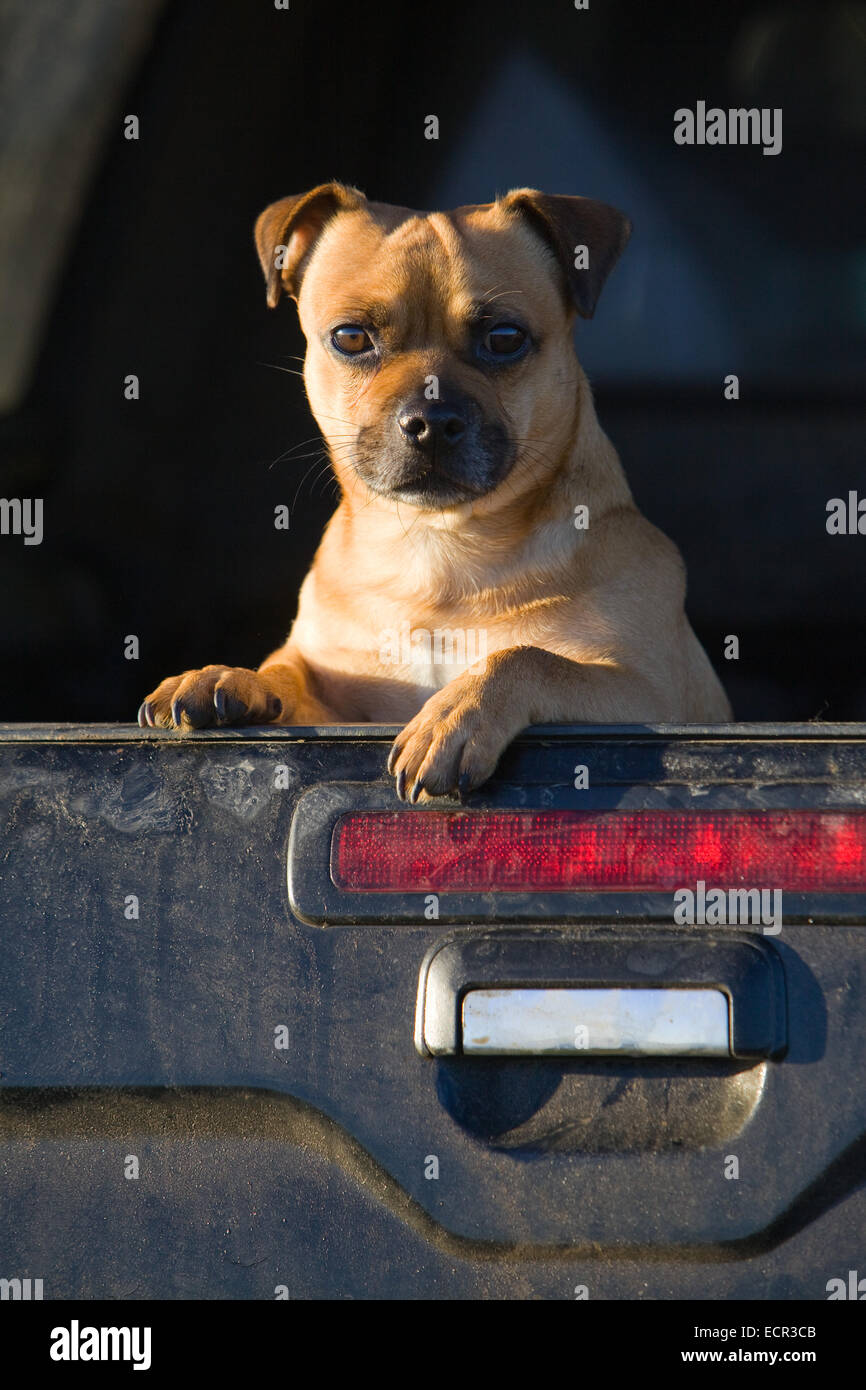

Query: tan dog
139 182 731 798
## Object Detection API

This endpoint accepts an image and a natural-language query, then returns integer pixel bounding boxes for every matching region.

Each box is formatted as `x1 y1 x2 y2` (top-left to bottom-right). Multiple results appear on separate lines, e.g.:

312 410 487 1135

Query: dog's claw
137 701 150 728
396 768 407 800
213 687 227 721
387 743 400 775
409 780 422 804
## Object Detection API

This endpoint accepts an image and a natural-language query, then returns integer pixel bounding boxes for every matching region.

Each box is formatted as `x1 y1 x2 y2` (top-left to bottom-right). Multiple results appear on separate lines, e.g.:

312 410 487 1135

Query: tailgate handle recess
415 934 787 1060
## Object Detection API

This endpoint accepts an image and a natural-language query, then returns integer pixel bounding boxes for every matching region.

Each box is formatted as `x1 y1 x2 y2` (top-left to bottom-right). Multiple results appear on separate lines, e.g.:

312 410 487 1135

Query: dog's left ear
254 182 366 307
500 189 631 319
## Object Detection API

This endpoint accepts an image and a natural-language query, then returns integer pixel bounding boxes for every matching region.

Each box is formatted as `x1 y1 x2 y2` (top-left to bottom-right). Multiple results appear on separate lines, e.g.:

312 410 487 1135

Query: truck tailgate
1 722 865 1299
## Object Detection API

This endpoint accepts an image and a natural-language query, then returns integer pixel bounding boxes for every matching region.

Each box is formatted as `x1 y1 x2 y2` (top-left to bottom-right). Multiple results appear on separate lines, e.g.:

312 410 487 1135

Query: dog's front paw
387 675 512 801
138 665 283 730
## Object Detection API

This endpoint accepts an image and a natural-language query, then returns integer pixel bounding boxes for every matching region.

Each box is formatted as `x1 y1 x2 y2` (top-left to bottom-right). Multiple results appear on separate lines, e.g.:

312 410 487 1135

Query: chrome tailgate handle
461 987 730 1056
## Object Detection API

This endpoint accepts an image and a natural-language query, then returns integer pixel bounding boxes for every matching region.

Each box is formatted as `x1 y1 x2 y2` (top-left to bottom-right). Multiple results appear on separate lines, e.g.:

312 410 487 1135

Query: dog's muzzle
353 392 514 507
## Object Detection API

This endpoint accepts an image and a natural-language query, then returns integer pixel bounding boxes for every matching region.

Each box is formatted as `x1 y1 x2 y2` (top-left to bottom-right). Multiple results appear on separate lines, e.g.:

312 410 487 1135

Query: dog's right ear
500 189 631 319
254 182 366 307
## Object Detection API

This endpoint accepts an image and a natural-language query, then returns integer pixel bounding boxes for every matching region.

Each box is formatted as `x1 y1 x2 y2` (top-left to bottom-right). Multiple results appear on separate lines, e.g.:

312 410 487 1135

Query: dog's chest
376 618 488 693
406 653 460 697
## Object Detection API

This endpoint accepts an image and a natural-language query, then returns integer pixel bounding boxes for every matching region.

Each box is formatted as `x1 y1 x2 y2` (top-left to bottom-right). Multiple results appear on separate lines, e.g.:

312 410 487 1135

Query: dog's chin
379 474 487 509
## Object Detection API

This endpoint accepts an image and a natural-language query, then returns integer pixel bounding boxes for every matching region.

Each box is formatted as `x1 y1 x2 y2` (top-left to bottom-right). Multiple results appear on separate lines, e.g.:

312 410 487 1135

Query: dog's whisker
268 433 358 471
259 361 307 381
289 452 346 511
291 454 329 493
268 436 329 466
479 285 527 304
281 450 333 466
310 411 360 429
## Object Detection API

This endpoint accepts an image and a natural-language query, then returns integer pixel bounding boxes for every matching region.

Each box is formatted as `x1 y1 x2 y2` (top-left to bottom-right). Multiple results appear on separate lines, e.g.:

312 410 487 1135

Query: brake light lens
331 809 866 892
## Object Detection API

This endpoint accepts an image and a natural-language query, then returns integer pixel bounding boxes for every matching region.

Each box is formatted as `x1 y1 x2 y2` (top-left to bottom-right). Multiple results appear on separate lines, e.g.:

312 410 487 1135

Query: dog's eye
331 325 373 355
482 323 527 356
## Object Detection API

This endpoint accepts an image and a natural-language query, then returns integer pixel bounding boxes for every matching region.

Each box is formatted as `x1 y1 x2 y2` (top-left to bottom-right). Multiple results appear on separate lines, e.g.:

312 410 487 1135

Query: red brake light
331 810 866 892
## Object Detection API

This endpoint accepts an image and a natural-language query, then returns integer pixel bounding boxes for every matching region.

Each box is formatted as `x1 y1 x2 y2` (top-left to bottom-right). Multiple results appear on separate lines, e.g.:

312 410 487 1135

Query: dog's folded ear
254 182 366 307
500 189 631 319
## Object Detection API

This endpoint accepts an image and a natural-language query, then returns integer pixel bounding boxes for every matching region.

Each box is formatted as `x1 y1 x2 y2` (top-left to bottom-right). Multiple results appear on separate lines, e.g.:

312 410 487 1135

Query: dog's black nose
398 401 467 450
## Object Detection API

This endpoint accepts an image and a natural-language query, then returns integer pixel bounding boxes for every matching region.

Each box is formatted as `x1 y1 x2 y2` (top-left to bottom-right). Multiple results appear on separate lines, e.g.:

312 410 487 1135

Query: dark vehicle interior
1 0 864 722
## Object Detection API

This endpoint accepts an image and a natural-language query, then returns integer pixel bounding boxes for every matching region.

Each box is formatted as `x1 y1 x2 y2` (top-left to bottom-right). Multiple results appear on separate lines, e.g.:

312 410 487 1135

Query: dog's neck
320 369 632 603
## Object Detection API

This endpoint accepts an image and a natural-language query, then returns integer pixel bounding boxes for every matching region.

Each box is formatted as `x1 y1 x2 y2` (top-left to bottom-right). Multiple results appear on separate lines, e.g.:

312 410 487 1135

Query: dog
138 182 732 799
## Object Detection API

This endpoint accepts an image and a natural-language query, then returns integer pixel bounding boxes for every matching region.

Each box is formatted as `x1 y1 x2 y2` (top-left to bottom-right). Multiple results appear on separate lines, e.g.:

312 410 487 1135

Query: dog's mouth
350 408 515 510
360 453 512 509
378 464 494 506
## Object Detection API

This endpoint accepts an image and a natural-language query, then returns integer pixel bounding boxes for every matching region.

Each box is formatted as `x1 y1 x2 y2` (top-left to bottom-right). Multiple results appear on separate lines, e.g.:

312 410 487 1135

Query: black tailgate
1 722 864 1299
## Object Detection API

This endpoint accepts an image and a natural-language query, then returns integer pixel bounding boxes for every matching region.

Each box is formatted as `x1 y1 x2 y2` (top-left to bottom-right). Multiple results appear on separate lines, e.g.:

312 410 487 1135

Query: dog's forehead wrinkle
313 211 545 332
360 211 469 296
365 200 425 231
428 210 469 257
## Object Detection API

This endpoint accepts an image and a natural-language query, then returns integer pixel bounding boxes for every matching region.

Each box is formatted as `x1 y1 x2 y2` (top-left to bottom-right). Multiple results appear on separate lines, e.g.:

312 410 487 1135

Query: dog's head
255 183 630 513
